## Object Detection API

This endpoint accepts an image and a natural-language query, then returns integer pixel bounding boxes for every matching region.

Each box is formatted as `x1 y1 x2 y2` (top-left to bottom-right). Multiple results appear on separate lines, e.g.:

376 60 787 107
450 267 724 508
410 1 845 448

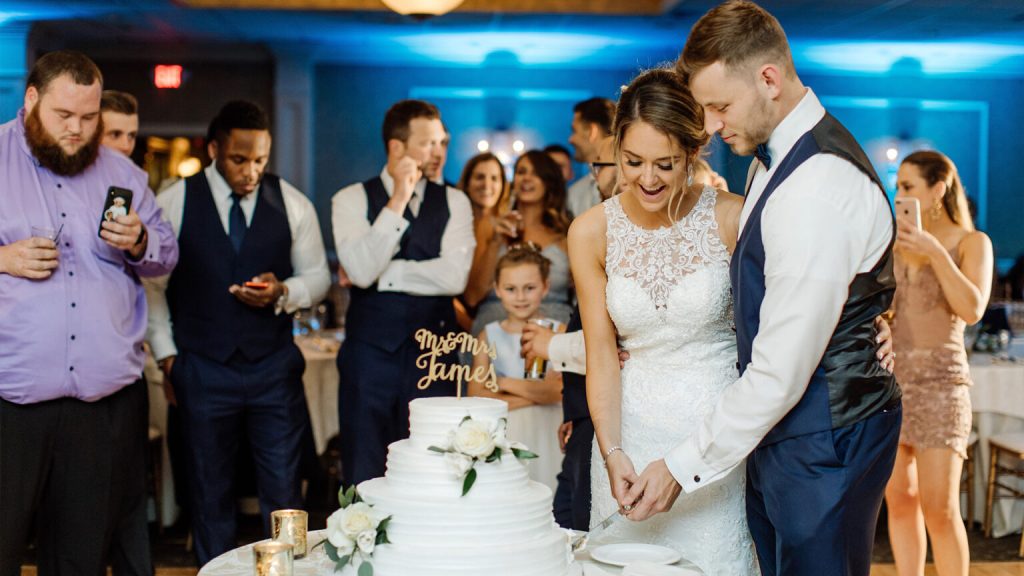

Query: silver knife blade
587 509 623 540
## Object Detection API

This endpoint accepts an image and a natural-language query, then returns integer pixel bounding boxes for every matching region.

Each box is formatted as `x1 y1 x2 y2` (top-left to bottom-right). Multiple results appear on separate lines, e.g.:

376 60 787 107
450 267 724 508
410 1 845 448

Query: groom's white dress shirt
549 330 586 375
665 89 894 493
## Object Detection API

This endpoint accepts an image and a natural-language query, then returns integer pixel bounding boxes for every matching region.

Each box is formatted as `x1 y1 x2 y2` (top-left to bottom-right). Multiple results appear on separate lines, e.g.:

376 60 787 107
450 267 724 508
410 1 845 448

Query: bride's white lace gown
590 188 758 575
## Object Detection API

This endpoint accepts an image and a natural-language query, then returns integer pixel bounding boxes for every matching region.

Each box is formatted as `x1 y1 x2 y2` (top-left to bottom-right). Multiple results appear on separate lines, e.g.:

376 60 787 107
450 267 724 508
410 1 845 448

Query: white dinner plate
590 543 682 567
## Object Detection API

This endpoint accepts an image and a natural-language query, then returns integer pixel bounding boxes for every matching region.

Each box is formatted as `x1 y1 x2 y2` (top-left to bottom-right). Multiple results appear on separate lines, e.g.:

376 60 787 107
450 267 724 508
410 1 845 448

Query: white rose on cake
339 502 382 539
452 418 496 458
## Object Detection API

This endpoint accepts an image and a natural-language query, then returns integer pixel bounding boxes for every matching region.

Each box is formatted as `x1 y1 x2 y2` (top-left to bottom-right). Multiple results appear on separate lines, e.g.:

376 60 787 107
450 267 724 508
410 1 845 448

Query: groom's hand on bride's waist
623 459 682 523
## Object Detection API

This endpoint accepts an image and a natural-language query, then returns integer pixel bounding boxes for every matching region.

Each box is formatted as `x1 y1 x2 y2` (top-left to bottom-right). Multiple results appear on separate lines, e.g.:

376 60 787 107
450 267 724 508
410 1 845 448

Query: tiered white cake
358 397 571 575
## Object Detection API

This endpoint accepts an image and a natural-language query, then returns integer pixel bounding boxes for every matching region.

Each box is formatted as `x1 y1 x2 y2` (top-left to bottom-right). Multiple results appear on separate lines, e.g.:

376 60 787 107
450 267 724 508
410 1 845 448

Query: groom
625 2 901 575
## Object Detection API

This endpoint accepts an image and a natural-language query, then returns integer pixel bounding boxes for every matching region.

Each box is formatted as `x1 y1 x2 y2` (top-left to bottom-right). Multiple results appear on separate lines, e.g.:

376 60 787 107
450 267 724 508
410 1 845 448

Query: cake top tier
407 397 508 449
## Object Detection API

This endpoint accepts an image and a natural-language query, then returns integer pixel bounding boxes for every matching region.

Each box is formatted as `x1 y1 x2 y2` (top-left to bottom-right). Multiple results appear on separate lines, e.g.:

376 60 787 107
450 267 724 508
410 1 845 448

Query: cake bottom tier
369 526 570 576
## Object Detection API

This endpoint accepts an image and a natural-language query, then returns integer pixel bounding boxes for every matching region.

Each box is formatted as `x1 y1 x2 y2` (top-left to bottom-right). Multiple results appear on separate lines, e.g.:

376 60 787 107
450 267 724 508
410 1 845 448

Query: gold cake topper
415 328 498 398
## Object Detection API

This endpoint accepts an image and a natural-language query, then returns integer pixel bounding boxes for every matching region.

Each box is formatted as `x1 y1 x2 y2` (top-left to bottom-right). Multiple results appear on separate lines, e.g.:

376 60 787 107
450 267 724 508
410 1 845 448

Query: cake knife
571 509 624 552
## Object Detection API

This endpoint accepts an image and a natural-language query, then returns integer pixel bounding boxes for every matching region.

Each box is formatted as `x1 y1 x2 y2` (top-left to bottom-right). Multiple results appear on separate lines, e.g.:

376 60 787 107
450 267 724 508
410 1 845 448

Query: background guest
470 246 564 492
145 100 330 566
885 150 993 576
466 150 572 336
0 50 177 576
566 97 614 218
100 89 139 157
545 143 575 186
331 99 475 486
457 152 508 329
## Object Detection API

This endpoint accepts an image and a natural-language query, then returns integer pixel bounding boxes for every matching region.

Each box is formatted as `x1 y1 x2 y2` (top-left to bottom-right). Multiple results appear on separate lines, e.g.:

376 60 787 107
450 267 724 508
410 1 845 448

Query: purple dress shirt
0 109 178 404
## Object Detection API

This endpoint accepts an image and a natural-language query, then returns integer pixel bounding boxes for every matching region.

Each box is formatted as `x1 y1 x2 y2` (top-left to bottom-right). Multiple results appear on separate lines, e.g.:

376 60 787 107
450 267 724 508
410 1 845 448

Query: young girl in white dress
469 245 564 493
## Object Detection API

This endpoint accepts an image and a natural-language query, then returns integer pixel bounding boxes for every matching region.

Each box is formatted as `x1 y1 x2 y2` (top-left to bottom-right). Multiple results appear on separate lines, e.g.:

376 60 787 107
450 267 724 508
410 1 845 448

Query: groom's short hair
677 0 795 81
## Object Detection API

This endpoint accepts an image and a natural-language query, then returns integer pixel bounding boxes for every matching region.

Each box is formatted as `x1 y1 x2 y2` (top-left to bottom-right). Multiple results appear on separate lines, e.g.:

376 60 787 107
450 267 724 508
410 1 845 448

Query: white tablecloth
198 530 703 576
967 353 1024 537
296 335 342 455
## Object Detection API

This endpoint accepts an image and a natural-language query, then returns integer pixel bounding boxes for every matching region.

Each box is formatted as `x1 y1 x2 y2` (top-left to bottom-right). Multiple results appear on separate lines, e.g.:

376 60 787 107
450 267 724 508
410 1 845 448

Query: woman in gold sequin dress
885 151 993 576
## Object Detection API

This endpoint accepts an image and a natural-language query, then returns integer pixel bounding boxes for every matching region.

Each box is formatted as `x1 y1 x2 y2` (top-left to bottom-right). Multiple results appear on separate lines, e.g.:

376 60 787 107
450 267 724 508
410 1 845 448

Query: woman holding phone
885 150 993 576
464 150 572 336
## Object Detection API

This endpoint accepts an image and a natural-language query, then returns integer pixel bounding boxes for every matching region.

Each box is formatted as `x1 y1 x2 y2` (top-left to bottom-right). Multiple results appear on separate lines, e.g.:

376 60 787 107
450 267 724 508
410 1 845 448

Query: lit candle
271 509 308 559
253 541 293 576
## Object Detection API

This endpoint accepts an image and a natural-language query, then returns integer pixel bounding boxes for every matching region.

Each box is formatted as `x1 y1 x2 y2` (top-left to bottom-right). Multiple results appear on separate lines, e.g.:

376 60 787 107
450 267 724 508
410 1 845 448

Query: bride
568 68 755 574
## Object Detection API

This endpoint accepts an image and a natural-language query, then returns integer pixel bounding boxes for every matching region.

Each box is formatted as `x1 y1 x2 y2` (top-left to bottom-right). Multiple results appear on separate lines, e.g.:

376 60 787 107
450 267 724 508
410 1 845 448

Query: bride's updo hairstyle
614 68 709 217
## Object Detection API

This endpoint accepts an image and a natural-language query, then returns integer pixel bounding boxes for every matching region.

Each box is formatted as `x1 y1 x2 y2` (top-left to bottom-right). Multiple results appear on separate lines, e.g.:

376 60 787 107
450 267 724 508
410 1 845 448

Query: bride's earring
686 165 694 187
929 199 944 221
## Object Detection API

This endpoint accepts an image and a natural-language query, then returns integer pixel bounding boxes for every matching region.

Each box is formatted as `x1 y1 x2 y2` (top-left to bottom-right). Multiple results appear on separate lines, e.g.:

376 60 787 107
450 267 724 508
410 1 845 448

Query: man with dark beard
0 51 178 576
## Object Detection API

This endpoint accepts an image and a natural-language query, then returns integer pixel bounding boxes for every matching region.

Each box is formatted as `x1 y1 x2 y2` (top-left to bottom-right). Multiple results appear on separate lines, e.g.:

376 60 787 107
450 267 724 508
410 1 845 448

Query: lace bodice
603 187 735 364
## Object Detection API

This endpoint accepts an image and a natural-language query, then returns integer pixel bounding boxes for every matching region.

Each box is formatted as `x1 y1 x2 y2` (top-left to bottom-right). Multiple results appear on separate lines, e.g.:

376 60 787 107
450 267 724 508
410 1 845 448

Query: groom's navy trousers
745 402 900 576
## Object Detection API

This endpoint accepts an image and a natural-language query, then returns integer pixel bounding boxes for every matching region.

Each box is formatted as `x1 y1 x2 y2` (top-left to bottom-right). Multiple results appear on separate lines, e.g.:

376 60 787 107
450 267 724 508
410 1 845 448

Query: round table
198 530 703 576
968 352 1024 537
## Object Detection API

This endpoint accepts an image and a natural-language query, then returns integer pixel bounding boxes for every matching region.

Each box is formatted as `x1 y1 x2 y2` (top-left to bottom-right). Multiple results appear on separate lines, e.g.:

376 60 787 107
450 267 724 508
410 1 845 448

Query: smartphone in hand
894 197 921 231
98 186 134 238
244 281 270 290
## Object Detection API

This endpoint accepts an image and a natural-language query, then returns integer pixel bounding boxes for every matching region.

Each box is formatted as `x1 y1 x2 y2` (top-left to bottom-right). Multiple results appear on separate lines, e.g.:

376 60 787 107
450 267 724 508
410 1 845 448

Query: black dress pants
0 380 146 576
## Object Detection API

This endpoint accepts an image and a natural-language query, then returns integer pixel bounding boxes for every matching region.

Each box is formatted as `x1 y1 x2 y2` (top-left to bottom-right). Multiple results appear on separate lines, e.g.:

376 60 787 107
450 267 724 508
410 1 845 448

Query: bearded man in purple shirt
0 51 178 576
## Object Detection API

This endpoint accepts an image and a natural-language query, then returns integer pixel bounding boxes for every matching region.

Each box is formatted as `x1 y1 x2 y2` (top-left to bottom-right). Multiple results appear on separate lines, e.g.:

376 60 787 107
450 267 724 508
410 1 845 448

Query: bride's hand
605 450 639 510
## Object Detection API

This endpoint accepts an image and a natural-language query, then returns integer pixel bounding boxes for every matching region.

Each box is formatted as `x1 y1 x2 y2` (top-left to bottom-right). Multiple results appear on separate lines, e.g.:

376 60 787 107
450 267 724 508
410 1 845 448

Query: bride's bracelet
603 445 624 464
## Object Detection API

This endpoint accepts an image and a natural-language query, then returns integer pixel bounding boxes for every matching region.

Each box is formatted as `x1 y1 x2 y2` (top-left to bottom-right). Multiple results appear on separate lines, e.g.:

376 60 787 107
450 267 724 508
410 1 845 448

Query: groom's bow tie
754 143 772 170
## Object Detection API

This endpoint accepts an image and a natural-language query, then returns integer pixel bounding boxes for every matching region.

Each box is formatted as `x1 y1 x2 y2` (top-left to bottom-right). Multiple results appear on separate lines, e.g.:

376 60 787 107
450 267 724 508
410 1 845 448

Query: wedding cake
357 397 571 575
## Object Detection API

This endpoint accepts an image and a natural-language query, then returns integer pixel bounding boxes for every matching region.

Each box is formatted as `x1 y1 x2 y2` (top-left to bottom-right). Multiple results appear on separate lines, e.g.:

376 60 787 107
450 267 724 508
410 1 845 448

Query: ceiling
6 0 1024 75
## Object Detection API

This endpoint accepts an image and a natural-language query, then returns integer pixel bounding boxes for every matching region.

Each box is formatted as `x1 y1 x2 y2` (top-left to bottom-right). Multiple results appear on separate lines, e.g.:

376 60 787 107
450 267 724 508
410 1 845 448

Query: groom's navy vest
167 171 294 363
344 177 457 353
730 113 900 446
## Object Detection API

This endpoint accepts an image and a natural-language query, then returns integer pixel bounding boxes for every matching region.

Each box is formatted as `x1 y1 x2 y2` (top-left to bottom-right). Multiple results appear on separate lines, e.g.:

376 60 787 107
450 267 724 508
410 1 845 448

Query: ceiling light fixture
380 0 464 19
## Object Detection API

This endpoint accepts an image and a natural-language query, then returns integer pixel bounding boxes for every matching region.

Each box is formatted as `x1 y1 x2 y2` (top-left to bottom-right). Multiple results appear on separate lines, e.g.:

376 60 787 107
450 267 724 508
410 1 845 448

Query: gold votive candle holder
271 509 308 559
253 541 293 576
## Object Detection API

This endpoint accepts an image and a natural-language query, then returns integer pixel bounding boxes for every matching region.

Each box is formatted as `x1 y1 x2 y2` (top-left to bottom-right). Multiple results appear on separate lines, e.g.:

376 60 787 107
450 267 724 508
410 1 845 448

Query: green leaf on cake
460 415 472 424
461 467 477 496
324 543 340 562
427 446 448 454
511 447 538 460
358 561 374 576
485 447 502 463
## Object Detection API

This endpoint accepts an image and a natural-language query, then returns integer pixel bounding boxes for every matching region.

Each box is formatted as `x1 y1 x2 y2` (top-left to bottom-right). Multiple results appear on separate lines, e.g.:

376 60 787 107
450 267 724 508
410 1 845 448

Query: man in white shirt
145 100 330 565
625 3 901 575
331 100 474 486
566 97 614 218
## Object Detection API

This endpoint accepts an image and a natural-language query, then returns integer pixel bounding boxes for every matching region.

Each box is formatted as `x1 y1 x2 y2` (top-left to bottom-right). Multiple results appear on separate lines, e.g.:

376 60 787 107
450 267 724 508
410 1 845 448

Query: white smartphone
894 197 921 230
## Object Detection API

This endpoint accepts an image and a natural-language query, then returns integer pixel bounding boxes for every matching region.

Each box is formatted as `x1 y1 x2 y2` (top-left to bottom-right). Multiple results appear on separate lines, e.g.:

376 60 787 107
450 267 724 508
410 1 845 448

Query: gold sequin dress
891 246 973 458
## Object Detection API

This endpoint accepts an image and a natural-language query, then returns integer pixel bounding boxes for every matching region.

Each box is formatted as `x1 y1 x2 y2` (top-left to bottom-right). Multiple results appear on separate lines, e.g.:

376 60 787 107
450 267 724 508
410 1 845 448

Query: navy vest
167 171 294 363
561 308 589 423
345 177 457 353
730 113 900 446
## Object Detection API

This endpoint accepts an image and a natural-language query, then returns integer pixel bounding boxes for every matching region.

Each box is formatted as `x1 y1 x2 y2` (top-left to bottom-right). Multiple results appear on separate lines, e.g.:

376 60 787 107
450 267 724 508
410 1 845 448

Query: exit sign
153 65 183 89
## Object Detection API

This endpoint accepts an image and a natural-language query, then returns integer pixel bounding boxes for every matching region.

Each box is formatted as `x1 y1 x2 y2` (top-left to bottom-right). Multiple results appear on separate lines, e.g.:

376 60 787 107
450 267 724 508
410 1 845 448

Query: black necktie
754 143 772 170
229 193 246 253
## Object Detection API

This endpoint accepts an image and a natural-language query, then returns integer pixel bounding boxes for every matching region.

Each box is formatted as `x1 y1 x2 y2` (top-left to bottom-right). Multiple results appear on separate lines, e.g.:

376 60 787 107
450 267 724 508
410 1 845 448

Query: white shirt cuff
149 332 179 363
549 331 586 375
279 277 311 315
665 439 732 494
373 205 410 238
